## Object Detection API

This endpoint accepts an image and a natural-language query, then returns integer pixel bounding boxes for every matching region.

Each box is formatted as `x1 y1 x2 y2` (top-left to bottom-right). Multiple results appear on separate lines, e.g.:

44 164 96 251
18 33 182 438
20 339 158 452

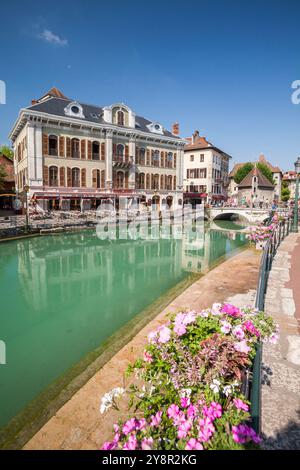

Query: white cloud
39 29 68 46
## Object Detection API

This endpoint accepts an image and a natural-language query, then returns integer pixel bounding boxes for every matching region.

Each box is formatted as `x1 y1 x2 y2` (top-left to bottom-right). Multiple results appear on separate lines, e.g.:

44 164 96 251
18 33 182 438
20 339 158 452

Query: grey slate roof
27 97 180 139
238 167 274 189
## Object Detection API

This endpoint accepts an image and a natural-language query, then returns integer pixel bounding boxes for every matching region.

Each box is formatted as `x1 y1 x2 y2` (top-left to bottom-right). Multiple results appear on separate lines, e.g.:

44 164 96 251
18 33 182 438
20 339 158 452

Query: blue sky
0 0 299 170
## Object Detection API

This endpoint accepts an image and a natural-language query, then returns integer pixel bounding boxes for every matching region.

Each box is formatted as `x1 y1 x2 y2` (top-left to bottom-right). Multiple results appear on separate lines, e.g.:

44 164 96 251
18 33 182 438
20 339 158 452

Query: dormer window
64 101 85 119
117 110 124 126
147 122 163 135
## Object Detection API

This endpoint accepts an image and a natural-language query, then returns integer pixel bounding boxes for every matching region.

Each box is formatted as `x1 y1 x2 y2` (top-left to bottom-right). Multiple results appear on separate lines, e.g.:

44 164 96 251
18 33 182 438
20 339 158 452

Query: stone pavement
261 232 300 450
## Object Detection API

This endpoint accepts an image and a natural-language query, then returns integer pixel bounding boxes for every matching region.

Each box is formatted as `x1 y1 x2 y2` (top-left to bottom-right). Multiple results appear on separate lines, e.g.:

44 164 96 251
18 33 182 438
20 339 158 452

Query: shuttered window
101 142 105 161
81 140 86 159
43 165 49 185
66 138 71 158
67 167 72 187
87 141 92 160
59 137 65 157
60 167 65 186
81 168 86 187
42 134 48 155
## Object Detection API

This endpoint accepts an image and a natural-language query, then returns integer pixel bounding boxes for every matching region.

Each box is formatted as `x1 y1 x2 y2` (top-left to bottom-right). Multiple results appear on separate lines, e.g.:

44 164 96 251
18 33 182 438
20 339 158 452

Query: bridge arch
212 211 250 224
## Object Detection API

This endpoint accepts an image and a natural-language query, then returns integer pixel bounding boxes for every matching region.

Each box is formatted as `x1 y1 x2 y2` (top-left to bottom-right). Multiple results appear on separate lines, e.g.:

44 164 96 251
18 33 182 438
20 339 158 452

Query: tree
256 162 275 184
0 145 13 160
0 164 7 190
233 162 254 184
281 180 290 202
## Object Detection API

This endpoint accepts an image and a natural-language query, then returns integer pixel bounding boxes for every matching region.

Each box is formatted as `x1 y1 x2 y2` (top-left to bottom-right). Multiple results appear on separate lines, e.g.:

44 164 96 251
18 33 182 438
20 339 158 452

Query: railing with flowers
100 303 278 450
249 212 293 433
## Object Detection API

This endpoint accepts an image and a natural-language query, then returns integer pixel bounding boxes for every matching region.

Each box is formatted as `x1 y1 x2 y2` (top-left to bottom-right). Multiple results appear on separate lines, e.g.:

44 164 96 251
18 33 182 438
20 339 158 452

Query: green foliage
233 163 253 184
256 162 275 184
0 145 13 160
281 180 290 202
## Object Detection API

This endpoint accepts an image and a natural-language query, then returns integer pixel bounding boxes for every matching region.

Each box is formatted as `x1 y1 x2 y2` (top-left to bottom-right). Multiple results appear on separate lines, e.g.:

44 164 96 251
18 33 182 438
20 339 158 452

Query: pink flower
209 402 222 419
150 411 162 427
102 441 116 450
221 304 242 317
167 404 180 419
122 418 137 435
234 340 251 354
211 303 222 315
173 410 186 427
220 320 232 334
148 330 158 344
141 437 153 450
137 418 147 430
187 404 196 418
182 311 196 324
185 438 203 450
243 320 260 337
198 417 215 442
177 420 192 439
269 333 279 344
233 398 249 412
180 397 190 408
158 326 171 344
113 423 119 433
232 424 261 445
143 350 153 363
123 434 137 450
233 325 245 340
174 322 187 336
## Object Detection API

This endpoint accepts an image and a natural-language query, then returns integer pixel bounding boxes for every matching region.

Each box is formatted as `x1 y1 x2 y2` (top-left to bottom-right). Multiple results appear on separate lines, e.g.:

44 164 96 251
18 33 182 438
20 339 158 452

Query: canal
0 222 247 434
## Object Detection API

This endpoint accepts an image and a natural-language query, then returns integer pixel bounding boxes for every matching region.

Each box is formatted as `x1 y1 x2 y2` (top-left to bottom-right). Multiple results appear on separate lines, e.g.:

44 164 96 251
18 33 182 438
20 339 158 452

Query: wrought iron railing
250 216 293 433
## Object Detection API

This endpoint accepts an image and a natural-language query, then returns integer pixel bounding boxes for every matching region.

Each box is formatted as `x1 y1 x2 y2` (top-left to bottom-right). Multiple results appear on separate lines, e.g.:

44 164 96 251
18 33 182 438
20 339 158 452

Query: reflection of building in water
17 234 183 315
181 227 246 273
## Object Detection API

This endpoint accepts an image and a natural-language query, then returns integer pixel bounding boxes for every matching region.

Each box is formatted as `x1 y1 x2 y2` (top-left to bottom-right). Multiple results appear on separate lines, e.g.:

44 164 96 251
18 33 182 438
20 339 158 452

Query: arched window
167 175 173 190
92 169 101 188
117 111 124 126
49 135 58 156
154 174 159 190
49 166 58 186
152 150 160 167
92 141 100 160
71 138 80 158
167 152 173 168
160 151 164 167
72 168 80 187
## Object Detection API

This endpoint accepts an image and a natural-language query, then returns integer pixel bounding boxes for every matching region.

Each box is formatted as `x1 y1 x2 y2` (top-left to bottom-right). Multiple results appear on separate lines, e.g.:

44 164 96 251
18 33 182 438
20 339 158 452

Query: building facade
282 171 297 199
237 166 274 207
0 153 15 212
9 88 185 211
228 154 282 204
183 131 231 205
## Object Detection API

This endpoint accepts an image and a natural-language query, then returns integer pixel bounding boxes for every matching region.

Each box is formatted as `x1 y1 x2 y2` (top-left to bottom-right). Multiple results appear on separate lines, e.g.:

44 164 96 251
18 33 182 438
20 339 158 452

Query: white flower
211 303 222 315
180 388 192 398
223 385 232 397
99 387 125 414
210 379 221 394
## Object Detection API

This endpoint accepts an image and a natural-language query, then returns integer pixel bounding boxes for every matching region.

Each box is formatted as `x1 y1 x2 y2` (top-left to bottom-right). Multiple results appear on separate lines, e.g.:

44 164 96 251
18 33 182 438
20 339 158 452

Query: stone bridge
206 207 272 224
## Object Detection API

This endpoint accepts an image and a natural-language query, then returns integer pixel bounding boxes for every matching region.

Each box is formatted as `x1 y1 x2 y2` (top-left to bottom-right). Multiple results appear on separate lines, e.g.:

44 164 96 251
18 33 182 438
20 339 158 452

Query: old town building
9 88 185 211
237 165 275 207
0 153 15 212
183 131 231 205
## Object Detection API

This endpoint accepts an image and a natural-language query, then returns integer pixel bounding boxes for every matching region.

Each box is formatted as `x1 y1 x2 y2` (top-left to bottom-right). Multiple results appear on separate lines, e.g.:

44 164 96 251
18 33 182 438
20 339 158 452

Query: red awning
184 192 207 198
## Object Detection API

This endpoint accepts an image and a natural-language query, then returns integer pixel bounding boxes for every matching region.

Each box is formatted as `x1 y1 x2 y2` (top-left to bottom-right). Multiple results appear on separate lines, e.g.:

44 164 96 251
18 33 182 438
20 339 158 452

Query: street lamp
291 157 300 232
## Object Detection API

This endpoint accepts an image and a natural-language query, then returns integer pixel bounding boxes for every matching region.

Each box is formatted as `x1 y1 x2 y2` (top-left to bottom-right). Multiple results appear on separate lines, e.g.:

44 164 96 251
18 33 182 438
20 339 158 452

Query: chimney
192 130 199 144
31 99 38 105
172 122 179 135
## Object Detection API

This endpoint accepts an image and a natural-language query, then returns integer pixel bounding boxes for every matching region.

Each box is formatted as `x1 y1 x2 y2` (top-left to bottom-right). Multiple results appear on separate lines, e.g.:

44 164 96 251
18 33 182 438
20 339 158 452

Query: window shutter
101 170 105 188
87 141 92 160
67 167 72 187
81 140 86 159
42 134 48 155
59 167 65 186
101 142 105 161
113 143 117 156
92 169 97 188
125 145 129 162
81 168 86 187
173 176 176 190
66 138 71 158
43 165 49 185
174 153 177 168
146 149 150 166
125 173 129 189
59 136 65 157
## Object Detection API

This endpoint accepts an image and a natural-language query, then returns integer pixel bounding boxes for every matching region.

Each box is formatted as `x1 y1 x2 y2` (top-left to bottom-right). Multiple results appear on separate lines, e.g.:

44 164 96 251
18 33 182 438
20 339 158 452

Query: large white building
9 88 186 211
183 131 232 205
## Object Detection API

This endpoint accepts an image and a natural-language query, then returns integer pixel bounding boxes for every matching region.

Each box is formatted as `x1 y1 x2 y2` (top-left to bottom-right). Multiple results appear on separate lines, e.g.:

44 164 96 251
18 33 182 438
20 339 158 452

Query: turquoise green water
0 223 247 429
